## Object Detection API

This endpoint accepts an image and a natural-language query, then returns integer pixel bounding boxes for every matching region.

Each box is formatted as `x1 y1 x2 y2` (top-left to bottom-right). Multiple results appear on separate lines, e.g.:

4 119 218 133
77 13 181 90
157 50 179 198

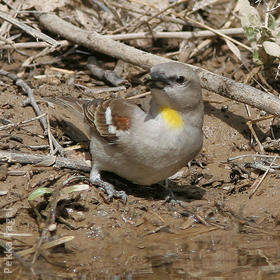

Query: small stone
266 137 272 143
0 189 8 196
250 171 259 179
212 181 222 188
48 223 57 232
241 173 249 179
221 105 228 112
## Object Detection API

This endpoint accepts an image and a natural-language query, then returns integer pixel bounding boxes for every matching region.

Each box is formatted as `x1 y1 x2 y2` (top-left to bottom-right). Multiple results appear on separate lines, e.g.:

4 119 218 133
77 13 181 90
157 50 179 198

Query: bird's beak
144 72 169 89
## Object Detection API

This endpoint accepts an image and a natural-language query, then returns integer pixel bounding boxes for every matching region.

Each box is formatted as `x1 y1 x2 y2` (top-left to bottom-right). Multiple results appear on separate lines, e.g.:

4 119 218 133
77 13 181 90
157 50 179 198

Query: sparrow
48 62 204 201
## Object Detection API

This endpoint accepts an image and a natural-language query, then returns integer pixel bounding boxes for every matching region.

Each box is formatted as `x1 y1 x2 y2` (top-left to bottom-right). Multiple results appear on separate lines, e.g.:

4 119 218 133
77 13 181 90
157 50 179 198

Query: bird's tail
46 96 94 142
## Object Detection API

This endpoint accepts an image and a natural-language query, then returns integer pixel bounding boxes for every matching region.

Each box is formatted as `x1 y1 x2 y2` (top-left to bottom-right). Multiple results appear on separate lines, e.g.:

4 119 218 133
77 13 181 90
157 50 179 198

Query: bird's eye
176 76 185 84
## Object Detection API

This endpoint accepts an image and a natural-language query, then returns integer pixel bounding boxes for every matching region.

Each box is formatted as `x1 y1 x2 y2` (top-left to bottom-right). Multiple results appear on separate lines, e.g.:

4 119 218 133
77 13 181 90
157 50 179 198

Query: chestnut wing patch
83 99 135 142
112 115 131 131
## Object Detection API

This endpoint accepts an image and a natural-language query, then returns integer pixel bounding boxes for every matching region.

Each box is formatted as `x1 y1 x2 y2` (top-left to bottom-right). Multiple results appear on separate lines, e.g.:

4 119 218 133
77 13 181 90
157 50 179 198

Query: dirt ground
1 1 280 280
0 49 280 280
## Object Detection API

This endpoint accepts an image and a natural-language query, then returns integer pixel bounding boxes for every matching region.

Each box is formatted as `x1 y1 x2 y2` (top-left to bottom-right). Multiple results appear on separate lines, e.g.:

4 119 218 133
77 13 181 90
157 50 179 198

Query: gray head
146 62 202 111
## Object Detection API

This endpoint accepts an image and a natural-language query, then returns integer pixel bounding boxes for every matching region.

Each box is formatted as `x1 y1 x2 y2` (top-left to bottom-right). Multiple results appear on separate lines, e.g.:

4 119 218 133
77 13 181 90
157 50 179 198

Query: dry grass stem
0 113 47 131
249 156 278 199
0 40 70 49
16 236 74 257
183 15 251 52
0 11 59 46
103 28 244 41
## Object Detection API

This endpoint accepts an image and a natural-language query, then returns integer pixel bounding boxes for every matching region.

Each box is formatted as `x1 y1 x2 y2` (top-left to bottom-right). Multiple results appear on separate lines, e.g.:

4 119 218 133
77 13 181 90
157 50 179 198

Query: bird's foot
90 168 127 203
99 181 127 202
164 196 185 207
162 180 185 207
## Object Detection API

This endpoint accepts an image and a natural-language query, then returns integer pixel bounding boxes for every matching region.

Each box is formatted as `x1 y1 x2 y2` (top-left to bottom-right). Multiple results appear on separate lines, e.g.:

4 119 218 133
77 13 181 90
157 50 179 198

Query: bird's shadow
204 101 267 140
101 171 205 202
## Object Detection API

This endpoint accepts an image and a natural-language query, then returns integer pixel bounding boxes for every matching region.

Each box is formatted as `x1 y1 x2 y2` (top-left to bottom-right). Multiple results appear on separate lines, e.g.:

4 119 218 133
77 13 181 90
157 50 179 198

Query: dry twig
228 154 280 161
0 70 64 155
16 236 74 257
0 151 91 172
103 28 244 41
0 11 59 46
0 40 70 49
75 84 127 95
249 156 277 199
87 56 129 87
246 115 274 153
0 113 47 131
32 180 64 264
183 16 251 52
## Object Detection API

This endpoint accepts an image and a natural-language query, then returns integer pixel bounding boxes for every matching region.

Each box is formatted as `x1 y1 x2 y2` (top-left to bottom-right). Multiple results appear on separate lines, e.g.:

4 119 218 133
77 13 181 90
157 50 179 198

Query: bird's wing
83 98 140 142
48 97 141 143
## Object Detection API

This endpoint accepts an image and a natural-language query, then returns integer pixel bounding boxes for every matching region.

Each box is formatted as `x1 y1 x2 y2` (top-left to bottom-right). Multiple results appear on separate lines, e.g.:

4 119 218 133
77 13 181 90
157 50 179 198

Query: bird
47 62 204 202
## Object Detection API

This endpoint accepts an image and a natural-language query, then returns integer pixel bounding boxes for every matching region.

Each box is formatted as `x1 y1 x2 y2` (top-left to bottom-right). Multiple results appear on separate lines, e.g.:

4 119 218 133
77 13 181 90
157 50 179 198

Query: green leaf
239 0 261 28
263 41 280 58
252 49 263 65
268 14 276 30
28 187 53 201
244 26 259 42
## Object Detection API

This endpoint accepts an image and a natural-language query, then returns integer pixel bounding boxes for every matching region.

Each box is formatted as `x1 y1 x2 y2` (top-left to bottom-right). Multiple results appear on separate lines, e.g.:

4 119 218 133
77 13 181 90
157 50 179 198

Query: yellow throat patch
159 106 183 128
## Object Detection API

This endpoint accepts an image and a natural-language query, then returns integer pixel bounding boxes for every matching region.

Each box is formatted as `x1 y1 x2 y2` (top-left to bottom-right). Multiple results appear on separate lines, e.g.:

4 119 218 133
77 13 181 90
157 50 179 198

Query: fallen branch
0 151 91 172
37 13 280 117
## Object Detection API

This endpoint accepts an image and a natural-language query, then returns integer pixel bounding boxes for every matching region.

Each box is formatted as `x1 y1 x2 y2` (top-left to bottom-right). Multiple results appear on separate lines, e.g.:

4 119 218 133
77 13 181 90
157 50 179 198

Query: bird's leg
90 166 127 202
162 179 185 206
162 179 175 201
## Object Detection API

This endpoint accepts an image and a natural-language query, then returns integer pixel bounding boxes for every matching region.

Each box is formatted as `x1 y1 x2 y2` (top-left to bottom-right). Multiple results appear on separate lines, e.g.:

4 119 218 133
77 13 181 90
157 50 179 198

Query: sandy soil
0 48 280 280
